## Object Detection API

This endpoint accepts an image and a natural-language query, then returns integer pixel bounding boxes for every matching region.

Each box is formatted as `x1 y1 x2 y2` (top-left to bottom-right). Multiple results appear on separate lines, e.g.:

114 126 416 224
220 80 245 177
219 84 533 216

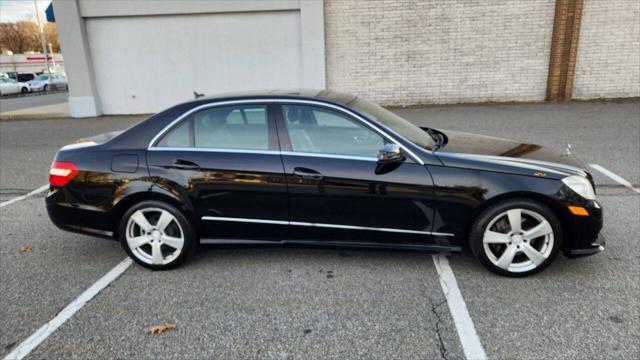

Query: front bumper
565 233 605 258
562 199 604 257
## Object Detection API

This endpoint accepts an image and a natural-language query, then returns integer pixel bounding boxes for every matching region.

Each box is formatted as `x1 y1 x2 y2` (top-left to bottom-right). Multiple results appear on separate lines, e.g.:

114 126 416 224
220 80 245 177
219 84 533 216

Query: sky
0 0 52 23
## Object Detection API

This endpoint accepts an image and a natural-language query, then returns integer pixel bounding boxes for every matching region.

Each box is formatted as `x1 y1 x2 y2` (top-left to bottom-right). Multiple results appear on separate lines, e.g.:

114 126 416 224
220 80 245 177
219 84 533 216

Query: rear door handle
172 159 200 170
293 167 323 180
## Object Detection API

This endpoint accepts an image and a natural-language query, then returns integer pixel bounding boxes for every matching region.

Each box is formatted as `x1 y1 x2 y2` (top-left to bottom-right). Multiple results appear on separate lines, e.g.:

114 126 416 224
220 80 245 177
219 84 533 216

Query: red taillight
49 161 78 187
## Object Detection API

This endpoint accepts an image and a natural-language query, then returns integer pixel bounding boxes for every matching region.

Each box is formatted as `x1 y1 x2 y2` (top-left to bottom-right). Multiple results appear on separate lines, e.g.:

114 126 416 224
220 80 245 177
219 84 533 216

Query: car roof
183 89 358 107
106 90 361 150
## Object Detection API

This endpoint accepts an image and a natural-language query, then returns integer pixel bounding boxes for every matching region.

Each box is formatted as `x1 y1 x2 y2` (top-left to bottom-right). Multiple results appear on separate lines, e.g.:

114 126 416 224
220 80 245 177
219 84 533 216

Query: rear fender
109 182 199 240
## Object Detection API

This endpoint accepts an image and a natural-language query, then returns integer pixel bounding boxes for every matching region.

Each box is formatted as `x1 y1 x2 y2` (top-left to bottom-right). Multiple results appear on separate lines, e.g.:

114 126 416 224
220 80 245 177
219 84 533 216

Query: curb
0 90 68 99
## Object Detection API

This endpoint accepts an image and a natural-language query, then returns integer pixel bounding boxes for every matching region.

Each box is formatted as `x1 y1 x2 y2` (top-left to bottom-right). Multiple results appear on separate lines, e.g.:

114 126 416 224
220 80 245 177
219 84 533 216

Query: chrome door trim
280 151 377 162
201 216 454 237
147 98 425 165
202 216 289 226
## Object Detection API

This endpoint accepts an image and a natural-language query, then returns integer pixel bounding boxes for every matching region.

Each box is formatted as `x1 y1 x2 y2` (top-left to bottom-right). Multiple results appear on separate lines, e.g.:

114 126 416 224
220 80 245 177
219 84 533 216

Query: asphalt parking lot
1 100 638 359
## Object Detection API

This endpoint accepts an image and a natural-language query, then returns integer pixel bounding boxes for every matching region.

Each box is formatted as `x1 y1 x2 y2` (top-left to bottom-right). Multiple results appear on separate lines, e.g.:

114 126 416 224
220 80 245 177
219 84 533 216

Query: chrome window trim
201 216 454 237
147 147 377 162
147 98 425 165
147 147 280 155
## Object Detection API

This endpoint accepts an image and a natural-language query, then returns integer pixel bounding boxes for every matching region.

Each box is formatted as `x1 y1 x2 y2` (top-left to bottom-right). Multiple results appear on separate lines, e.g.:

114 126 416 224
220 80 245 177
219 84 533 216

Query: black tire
43 84 48 92
21 87 28 94
469 198 562 277
119 200 197 270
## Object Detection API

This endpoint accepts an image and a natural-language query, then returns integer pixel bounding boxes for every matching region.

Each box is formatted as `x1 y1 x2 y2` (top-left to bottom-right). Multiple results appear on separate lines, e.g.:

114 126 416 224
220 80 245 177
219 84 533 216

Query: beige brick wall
324 0 556 105
573 0 640 99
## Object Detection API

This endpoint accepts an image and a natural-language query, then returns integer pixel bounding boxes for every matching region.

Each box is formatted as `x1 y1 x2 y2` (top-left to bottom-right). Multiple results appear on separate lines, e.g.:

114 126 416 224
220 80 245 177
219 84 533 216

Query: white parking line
0 184 49 208
590 164 640 194
432 254 487 360
3 258 133 360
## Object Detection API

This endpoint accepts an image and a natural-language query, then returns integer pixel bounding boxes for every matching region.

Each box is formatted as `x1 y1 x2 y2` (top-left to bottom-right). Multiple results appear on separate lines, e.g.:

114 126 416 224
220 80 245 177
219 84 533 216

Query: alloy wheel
482 208 554 273
125 207 185 265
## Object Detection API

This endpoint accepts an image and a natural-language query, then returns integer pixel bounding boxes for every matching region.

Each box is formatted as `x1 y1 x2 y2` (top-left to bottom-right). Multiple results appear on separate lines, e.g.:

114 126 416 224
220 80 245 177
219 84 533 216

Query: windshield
35 75 49 81
348 97 436 150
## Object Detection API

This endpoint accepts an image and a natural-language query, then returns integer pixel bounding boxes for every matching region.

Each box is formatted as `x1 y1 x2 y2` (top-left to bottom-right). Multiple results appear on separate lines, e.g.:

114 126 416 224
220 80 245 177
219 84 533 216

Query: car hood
432 129 588 179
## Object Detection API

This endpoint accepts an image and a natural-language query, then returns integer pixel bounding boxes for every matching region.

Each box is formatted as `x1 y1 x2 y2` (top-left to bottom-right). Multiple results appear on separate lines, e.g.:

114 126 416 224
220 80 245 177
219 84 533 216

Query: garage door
86 11 302 114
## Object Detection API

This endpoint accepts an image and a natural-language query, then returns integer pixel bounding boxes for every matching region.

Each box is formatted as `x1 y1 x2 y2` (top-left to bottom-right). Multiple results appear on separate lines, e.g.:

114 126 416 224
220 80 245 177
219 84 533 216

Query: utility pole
34 0 51 75
48 43 56 71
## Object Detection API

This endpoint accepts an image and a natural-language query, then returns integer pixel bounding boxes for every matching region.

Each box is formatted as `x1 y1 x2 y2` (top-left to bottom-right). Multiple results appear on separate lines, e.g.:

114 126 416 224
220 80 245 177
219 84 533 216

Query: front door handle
172 159 200 170
293 167 323 181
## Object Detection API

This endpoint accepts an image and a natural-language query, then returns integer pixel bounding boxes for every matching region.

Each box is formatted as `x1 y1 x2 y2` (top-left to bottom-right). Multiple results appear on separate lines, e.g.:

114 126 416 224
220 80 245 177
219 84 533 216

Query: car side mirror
377 143 405 164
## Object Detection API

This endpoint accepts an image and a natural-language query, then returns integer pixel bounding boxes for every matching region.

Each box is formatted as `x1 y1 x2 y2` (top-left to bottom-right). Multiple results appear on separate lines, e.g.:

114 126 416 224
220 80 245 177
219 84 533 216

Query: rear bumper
46 188 115 240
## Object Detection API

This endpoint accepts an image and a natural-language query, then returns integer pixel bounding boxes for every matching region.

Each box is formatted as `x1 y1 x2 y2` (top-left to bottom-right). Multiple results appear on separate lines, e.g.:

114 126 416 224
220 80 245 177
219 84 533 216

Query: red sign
26 56 53 61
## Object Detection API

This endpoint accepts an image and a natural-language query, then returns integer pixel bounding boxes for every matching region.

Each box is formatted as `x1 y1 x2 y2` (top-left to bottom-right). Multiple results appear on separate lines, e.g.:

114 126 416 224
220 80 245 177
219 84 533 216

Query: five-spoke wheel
120 201 196 269
470 199 561 276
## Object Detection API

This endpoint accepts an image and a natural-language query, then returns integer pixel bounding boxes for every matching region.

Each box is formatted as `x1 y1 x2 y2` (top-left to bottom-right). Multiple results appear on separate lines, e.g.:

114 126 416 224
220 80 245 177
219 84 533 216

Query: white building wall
573 0 640 99
325 0 556 106
53 0 326 116
86 11 303 114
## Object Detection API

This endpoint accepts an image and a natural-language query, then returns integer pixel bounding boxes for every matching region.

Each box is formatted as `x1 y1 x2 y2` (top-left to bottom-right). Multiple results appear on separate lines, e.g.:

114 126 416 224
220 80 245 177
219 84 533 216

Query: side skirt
199 238 461 253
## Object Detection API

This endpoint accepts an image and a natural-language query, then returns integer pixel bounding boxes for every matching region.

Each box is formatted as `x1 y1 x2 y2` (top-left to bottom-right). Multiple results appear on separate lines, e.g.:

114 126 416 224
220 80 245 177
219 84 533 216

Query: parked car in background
0 77 31 95
17 73 37 83
27 73 68 92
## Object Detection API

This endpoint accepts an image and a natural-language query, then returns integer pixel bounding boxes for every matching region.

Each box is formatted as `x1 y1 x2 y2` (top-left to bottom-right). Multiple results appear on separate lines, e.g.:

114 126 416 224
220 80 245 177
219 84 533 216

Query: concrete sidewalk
0 92 70 120
0 102 70 120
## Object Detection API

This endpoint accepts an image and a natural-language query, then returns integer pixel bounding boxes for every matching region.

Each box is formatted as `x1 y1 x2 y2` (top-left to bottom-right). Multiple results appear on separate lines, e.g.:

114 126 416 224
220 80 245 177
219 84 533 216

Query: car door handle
293 167 323 180
172 159 200 170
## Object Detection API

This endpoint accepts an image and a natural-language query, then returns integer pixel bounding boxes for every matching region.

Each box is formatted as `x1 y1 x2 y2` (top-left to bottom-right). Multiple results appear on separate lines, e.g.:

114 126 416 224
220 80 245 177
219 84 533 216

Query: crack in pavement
430 298 450 360
0 188 35 195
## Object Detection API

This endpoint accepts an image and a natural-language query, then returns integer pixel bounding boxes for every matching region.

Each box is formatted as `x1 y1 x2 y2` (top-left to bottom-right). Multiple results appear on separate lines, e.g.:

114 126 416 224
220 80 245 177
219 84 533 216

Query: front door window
282 104 384 158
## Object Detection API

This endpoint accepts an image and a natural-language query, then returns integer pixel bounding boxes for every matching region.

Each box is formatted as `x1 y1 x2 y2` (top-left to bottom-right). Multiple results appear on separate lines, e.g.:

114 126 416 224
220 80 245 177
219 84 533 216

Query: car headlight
562 175 596 200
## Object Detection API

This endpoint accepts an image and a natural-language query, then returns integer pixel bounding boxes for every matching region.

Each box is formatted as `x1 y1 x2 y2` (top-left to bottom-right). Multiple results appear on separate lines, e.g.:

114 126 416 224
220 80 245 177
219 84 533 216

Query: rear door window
194 105 268 150
156 104 270 150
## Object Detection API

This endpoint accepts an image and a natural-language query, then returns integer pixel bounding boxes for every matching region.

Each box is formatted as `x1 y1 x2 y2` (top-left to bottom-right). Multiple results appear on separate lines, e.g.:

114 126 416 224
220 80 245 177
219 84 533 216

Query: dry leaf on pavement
145 322 177 334
19 245 32 253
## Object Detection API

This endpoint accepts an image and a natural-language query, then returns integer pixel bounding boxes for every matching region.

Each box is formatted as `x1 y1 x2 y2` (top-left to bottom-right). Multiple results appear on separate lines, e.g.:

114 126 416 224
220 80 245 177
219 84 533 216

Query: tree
0 20 60 53
44 23 60 52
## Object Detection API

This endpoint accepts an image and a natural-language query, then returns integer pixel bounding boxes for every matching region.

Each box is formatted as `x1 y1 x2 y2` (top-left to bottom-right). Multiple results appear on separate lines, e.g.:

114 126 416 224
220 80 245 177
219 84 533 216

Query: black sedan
46 90 604 276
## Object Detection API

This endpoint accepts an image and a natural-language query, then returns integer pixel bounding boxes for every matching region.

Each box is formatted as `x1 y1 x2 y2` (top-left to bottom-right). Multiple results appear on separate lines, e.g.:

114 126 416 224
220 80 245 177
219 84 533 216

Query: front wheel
43 84 48 92
469 199 562 277
21 87 28 94
119 200 197 270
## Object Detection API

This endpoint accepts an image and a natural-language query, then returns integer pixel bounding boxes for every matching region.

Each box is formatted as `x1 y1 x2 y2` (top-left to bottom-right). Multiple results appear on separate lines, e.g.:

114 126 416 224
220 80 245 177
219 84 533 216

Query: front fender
428 164 566 240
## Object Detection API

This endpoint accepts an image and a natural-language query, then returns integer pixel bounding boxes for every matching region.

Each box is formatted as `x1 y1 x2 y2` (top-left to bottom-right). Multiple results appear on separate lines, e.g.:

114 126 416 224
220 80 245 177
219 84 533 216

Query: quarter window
157 119 191 147
282 105 384 157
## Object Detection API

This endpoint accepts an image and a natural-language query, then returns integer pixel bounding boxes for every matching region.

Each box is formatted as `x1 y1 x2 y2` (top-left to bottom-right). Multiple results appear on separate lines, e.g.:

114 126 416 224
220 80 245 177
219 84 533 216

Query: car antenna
194 91 204 99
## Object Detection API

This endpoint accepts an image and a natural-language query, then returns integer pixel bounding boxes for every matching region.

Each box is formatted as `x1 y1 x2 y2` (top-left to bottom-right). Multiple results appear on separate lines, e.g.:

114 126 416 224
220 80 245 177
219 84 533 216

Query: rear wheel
469 199 562 277
119 200 196 270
